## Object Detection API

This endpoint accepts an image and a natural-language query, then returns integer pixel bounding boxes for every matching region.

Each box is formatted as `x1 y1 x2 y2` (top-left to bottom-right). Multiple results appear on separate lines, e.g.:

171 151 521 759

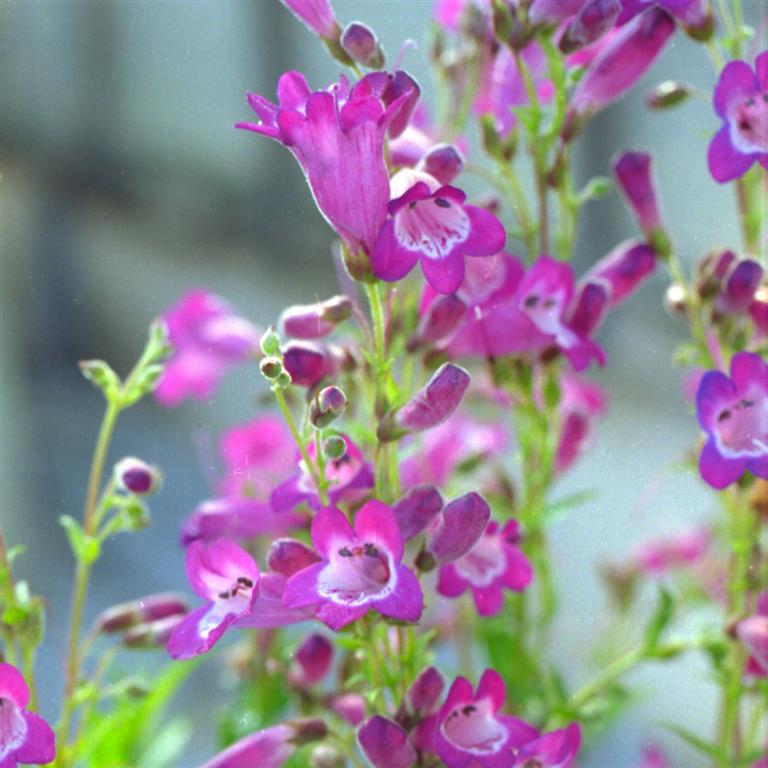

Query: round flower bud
114 457 160 495
310 386 347 428
260 356 284 380
646 80 691 109
341 22 384 69
322 434 347 461
260 326 281 356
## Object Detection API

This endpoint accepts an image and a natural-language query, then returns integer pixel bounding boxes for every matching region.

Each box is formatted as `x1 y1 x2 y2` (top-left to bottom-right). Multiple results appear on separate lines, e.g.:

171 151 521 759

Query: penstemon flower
738 592 768 677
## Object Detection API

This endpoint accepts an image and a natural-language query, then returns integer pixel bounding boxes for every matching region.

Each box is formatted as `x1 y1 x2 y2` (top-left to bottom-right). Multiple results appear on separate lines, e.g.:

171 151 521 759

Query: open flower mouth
441 698 508 755
455 536 506 587
394 197 470 260
318 542 395 606
0 697 27 761
731 96 768 153
198 576 255 639
714 392 768 458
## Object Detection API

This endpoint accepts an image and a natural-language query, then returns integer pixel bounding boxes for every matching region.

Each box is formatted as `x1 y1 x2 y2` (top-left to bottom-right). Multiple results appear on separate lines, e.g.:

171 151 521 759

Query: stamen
718 409 731 422
435 198 451 208
524 295 539 308
462 705 477 715
338 547 353 558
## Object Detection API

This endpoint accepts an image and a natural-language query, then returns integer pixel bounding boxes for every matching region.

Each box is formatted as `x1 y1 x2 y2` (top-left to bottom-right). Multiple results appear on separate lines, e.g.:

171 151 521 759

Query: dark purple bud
292 634 334 687
696 249 737 299
123 614 185 649
282 342 335 388
419 143 465 185
279 296 352 340
645 80 691 109
115 457 160 495
586 241 657 306
569 281 610 338
341 22 385 69
560 0 621 53
426 492 491 564
267 538 321 577
717 259 763 315
98 592 188 633
408 295 466 351
290 718 329 746
357 716 417 768
381 363 470 441
564 8 675 140
393 486 443 540
613 152 662 235
260 356 284 380
310 386 347 428
406 667 445 717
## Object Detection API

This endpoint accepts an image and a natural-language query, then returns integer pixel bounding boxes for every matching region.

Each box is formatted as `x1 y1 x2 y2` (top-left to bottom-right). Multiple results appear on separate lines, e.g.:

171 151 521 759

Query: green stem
57 399 120 766
273 387 328 506
568 646 645 713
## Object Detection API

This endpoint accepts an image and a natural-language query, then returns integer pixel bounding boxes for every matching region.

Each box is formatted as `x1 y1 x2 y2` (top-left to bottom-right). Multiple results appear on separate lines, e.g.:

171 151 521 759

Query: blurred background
2 1 765 765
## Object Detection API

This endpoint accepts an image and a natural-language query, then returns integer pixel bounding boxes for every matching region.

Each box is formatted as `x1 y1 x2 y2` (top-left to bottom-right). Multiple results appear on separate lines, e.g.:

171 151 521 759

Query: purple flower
426 492 492 566
97 592 188 634
290 633 334 688
560 0 622 53
371 170 506 294
237 71 419 259
282 501 423 630
565 8 675 138
435 669 539 767
279 0 338 40
267 538 321 577
341 22 384 69
716 259 764 315
631 526 711 574
282 341 341 388
155 290 258 407
634 745 671 768
708 52 768 183
201 719 326 768
437 520 532 616
393 485 444 541
696 352 768 489
514 723 582 767
555 373 607 474
618 0 713 38
279 296 352 340
167 539 259 659
613 151 664 236
738 591 768 677
357 716 417 768
270 435 374 514
114 457 160 495
0 663 55 767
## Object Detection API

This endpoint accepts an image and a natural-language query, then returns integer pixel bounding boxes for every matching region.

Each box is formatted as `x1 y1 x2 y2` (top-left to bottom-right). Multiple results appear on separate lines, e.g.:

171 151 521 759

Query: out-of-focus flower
201 719 327 768
618 0 713 39
738 592 768 677
434 669 539 767
631 526 711 574
634 744 671 768
425 492 491 565
357 716 417 768
0 663 56 766
237 70 419 264
330 693 366 726
564 8 676 139
696 351 768 489
715 259 764 316
97 592 188 633
341 22 385 69
437 519 533 615
283 501 423 630
393 485 444 540
708 52 768 183
555 373 607 474
560 0 623 53
371 169 505 294
270 435 373 513
279 296 352 340
155 290 258 407
289 633 334 688
514 722 582 767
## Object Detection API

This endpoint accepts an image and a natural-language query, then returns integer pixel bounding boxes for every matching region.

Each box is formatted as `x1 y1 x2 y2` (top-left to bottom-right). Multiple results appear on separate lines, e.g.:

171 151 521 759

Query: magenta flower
631 526 711 574
97 592 188 633
613 151 664 237
0 663 55 767
357 716 417 768
155 290 258 407
201 719 326 768
282 341 341 388
279 296 352 340
426 493 492 566
738 592 768 677
435 669 539 767
371 170 506 294
267 537 321 577
437 520 532 616
279 0 338 40
715 259 763 316
514 723 582 767
565 8 675 137
555 373 607 474
289 633 334 688
634 745 671 768
393 485 444 541
237 71 419 258
618 0 712 34
708 52 768 183
282 501 423 630
167 539 259 659
114 457 160 495
270 434 373 514
696 352 768 489
560 0 622 53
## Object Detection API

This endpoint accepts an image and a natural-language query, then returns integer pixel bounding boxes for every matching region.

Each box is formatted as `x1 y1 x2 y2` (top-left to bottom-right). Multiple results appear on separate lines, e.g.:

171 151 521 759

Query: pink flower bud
341 22 385 69
407 666 445 716
426 492 491 564
280 0 339 40
419 143 465 185
97 592 188 633
408 295 467 351
560 0 622 53
737 614 768 674
267 538 321 577
282 342 336 388
310 386 347 428
123 614 185 649
330 693 366 726
393 485 443 541
717 259 763 315
292 633 334 688
613 151 663 235
279 296 352 340
115 457 161 495
357 716 417 768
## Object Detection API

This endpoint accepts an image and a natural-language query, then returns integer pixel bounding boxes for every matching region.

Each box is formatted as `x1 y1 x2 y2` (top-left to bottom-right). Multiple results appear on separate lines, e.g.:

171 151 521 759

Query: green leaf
643 587 674 651
59 515 101 564
577 176 611 204
662 722 726 761
79 359 121 400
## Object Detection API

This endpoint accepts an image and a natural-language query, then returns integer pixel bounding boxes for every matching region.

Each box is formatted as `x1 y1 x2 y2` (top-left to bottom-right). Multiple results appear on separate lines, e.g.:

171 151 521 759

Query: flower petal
15 712 56 764
0 663 29 708
421 249 466 295
374 565 424 623
696 369 737 431
283 562 326 608
437 564 470 598
354 500 404 562
476 668 506 712
462 205 507 257
371 220 421 282
713 60 758 119
699 440 746 489
708 125 756 183
311 506 355 559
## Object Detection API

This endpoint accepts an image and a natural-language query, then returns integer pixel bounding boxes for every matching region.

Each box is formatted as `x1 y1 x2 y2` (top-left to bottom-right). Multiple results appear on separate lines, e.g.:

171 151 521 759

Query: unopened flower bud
341 22 385 69
612 151 663 236
646 80 691 109
283 342 335 388
426 492 491 565
97 592 188 634
310 386 347 428
737 615 768 672
123 613 185 649
260 356 284 380
280 296 352 340
560 0 621 53
357 716 417 768
114 457 161 495
275 371 292 389
408 295 466 351
321 295 353 324
330 693 366 726
393 485 443 541
322 434 347 461
407 666 445 717
291 634 334 688
311 744 345 768
420 143 465 185
260 327 281 356
267 538 321 577
290 718 328 746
